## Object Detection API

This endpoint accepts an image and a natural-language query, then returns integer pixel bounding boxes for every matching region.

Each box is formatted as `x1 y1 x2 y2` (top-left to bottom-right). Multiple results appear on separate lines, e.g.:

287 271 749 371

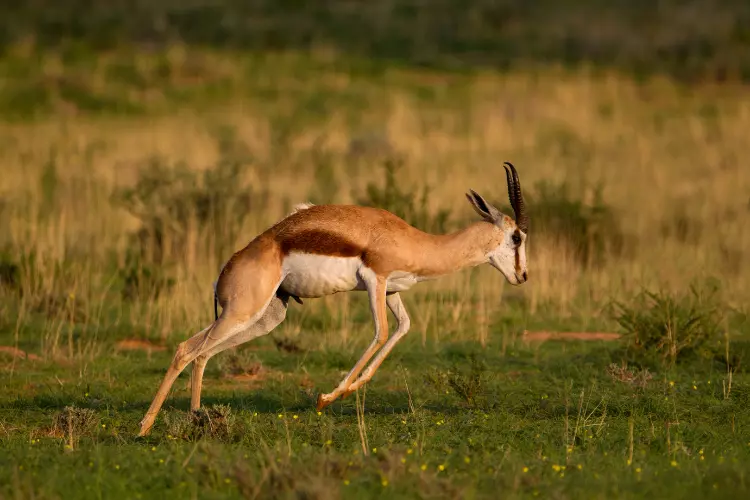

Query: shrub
113 127 263 298
118 251 176 301
53 406 99 448
115 155 254 265
424 354 491 409
356 159 451 234
165 404 235 441
525 180 626 268
609 284 726 367
0 250 20 293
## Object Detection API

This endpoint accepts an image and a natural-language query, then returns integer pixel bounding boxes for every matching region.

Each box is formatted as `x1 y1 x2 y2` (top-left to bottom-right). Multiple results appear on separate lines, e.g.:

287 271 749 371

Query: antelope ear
465 189 503 222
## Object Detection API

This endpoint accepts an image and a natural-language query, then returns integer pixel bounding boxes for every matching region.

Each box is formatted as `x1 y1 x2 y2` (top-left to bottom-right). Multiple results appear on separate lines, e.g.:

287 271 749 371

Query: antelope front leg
344 292 411 395
316 270 388 411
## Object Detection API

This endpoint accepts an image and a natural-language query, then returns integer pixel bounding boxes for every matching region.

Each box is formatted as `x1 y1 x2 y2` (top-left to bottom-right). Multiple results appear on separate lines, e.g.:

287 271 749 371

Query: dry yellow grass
1 64 748 354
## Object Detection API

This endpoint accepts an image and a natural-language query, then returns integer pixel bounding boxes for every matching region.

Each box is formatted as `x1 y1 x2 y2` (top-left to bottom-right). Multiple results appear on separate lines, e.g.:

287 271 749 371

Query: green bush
0 250 20 293
609 284 726 367
356 159 451 234
113 127 263 299
424 354 491 409
526 181 626 268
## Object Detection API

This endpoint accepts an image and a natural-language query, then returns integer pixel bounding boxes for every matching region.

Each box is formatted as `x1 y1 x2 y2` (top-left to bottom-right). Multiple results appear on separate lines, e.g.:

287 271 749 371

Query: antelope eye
512 233 522 245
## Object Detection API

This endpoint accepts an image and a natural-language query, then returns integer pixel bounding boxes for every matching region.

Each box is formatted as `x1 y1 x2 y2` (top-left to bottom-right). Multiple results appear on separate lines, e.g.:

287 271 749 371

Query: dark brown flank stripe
513 229 521 273
279 230 364 259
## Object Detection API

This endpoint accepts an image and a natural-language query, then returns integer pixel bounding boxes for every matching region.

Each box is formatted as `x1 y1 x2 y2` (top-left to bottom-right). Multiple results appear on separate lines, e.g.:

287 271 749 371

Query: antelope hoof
316 393 333 412
138 421 153 437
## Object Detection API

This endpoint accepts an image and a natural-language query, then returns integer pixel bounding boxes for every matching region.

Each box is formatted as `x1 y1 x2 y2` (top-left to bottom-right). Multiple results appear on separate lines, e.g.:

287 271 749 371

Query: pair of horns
504 162 528 233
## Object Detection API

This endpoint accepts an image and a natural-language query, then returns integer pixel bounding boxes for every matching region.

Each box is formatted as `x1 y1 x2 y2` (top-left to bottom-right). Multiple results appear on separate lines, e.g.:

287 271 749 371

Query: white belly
281 253 364 298
279 253 426 298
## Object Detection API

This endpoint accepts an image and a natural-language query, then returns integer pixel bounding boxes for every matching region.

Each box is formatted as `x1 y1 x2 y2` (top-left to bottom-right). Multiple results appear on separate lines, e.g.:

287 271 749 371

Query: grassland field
2 6 750 497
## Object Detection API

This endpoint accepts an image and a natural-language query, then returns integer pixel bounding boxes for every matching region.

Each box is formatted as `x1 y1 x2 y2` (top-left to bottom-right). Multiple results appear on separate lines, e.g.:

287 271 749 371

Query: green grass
2 308 749 499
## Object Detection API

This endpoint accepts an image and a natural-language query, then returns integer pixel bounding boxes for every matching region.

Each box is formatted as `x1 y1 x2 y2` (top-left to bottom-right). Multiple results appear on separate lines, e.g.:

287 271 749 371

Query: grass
1 332 748 499
2 10 750 496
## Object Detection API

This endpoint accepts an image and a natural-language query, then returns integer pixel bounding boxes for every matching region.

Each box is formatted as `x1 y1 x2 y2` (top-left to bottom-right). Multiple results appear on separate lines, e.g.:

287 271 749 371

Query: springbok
138 162 528 436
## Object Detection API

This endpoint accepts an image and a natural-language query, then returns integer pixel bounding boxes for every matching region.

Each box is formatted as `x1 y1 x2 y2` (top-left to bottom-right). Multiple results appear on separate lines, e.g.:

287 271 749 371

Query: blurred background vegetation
2 0 750 117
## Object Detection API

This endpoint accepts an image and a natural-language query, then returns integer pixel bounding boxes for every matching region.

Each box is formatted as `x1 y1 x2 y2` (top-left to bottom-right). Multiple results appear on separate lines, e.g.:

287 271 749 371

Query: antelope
138 162 528 436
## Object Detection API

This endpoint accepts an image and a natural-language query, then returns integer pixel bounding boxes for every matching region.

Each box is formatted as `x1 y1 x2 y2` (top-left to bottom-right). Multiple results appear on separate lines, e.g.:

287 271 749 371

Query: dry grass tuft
52 406 99 448
166 404 235 441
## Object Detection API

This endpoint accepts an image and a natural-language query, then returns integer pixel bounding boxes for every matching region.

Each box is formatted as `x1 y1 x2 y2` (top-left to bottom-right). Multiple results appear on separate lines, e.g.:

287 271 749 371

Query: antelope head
465 162 529 285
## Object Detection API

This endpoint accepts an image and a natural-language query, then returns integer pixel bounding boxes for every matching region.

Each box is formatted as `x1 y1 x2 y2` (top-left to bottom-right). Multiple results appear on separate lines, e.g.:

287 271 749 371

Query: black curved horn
503 162 528 233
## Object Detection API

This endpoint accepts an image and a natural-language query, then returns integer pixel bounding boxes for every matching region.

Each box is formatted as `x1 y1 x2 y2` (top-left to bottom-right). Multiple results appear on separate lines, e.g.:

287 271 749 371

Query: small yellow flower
438 464 445 471
372 447 377 453
115 465 120 470
293 415 298 419
277 414 283 419
700 456 705 461
101 424 106 428
151 447 156 451
224 478 231 484
159 459 164 464
381 479 388 486
343 479 350 486
566 447 573 454
522 467 529 473
407 448 413 455
420 464 427 471
253 412 258 417
627 459 632 465
693 385 697 390
635 467 641 473
317 411 322 416
401 420 407 425
325 440 332 445
577 464 582 470
670 460 678 467
464 456 471 464
552 465 561 472
669 381 675 387
401 457 406 464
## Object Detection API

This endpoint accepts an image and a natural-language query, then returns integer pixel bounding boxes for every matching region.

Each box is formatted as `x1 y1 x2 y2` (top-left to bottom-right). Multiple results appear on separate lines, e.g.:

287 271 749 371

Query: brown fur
215 205 508 309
